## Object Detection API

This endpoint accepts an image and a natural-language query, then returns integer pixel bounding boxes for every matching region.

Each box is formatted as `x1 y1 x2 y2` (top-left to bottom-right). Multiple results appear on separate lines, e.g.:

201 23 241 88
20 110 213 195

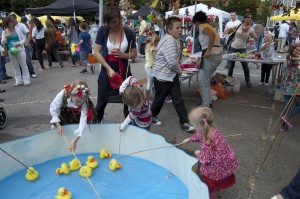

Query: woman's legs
145 67 154 99
198 54 222 106
35 39 45 69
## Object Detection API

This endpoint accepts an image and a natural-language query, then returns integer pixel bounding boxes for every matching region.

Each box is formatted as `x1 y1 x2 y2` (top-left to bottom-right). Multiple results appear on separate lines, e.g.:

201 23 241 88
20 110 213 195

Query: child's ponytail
202 119 211 144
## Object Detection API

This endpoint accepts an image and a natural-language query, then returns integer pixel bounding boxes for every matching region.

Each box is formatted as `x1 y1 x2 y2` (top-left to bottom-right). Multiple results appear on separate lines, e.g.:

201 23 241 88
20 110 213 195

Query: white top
154 24 160 32
139 20 147 36
1 28 26 50
50 90 88 137
231 25 254 49
107 31 128 54
198 23 222 54
32 27 45 39
278 23 290 38
15 22 29 38
224 19 241 38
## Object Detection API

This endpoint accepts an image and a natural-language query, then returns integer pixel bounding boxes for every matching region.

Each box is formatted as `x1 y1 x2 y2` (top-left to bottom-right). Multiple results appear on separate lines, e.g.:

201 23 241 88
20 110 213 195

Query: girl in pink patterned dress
182 106 238 199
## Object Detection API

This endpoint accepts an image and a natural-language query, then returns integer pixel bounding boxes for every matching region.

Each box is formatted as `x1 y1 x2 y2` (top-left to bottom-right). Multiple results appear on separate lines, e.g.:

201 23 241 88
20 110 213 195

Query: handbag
108 29 124 90
226 24 242 50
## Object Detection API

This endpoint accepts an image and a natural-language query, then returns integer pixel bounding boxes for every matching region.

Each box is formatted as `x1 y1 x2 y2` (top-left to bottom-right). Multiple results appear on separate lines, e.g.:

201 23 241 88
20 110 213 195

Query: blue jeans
198 53 222 106
25 46 35 75
281 169 300 199
228 47 250 82
283 95 300 118
0 56 7 80
138 35 146 55
255 34 264 52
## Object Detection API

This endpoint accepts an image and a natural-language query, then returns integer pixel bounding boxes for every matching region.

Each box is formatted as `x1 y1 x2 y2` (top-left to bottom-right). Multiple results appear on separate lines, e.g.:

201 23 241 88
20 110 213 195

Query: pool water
0 153 188 199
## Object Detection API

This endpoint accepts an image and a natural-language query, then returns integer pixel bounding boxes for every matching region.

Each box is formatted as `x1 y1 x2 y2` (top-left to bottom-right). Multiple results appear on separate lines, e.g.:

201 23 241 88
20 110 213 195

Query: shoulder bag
226 23 242 50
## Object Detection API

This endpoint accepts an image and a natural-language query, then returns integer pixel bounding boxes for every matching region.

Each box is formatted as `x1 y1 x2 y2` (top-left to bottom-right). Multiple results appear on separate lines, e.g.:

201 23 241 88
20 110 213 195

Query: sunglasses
244 16 251 19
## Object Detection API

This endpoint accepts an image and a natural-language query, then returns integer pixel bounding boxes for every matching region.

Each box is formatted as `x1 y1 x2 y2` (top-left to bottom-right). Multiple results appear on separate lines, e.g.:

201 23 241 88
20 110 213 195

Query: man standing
277 20 290 53
11 14 37 78
138 16 147 58
252 22 265 52
223 12 241 68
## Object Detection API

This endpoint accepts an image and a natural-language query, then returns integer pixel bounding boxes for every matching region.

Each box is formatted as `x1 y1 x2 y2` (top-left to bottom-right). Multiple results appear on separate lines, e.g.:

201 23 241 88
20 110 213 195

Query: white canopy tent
165 3 230 38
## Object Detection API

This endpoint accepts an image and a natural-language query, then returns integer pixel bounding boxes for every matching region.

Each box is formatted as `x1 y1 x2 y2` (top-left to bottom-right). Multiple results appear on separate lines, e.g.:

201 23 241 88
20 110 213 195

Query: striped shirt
119 76 152 127
152 34 181 82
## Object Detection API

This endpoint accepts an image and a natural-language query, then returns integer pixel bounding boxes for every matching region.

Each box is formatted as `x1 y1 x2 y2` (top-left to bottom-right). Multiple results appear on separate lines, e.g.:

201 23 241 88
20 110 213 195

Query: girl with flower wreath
50 80 98 152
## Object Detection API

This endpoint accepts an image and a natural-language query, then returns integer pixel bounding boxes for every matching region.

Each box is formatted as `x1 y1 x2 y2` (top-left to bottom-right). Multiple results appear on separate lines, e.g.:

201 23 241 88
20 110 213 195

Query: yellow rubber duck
69 159 81 171
79 165 92 177
56 163 70 175
55 187 72 199
86 156 98 169
109 159 122 171
25 166 39 181
100 148 111 159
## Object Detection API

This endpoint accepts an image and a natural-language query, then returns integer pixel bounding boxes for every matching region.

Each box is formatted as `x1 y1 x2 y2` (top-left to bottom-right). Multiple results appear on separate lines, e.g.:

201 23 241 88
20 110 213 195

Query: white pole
73 0 76 22
99 0 103 27
192 1 197 54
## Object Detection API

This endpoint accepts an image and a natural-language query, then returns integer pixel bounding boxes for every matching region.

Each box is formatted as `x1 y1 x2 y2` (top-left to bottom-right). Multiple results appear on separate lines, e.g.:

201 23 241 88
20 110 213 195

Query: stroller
0 106 7 129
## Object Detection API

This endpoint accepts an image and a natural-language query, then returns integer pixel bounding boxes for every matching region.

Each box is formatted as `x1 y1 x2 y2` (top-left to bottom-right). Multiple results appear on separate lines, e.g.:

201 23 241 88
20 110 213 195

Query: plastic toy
9 47 19 56
69 159 81 171
25 166 39 181
55 187 72 199
79 166 92 177
100 148 111 159
56 163 70 175
86 156 98 169
109 159 122 171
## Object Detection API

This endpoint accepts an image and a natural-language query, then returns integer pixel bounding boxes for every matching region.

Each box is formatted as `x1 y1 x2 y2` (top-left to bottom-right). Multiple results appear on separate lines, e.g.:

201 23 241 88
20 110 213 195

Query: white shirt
15 22 29 38
107 31 128 54
278 23 290 38
224 19 241 39
198 23 222 54
32 27 45 39
50 90 88 137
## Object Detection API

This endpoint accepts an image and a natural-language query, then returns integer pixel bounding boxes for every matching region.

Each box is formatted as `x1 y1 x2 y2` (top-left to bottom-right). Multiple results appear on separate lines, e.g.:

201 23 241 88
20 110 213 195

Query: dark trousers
46 45 63 67
151 76 189 125
261 64 272 83
281 169 300 199
228 47 250 82
35 38 45 68
25 46 35 75
96 73 129 122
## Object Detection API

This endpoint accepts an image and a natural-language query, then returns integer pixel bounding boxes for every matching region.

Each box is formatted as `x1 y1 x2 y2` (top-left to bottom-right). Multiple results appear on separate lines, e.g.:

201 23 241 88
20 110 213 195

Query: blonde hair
146 34 160 52
122 86 144 108
188 106 214 143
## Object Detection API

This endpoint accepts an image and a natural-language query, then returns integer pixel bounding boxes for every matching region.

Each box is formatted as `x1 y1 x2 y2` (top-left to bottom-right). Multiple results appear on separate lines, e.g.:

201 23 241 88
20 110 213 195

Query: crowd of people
1 5 300 199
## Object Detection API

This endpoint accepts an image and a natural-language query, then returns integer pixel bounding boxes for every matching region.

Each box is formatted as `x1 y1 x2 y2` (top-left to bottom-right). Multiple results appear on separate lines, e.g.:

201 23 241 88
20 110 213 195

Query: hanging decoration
282 0 300 17
119 0 135 16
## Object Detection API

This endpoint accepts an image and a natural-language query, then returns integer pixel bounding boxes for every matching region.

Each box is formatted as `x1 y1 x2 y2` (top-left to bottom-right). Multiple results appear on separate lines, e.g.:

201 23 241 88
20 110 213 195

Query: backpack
55 30 63 43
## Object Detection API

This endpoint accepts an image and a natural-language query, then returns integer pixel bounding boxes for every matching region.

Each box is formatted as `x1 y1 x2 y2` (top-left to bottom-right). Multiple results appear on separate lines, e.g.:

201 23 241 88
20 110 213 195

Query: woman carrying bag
226 14 257 87
93 6 137 122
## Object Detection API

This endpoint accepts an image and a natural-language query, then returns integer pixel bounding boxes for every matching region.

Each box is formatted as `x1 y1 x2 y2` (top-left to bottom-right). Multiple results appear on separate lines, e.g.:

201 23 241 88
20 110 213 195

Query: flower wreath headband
64 84 90 98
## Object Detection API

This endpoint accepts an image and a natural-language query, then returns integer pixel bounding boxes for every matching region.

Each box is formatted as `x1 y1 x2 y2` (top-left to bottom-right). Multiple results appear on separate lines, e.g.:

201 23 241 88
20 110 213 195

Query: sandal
0 89 5 93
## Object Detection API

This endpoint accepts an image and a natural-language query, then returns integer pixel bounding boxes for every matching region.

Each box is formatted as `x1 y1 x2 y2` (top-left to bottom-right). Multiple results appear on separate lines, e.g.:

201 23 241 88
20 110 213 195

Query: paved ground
0 53 299 199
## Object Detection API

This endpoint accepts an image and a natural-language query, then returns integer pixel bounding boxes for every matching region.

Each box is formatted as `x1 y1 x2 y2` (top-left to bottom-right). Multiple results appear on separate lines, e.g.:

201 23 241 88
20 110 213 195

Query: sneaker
39 68 45 71
24 83 30 87
165 95 172 103
90 65 95 74
280 124 292 131
259 82 263 86
271 195 284 199
31 74 37 78
152 117 162 126
80 69 88 74
181 123 195 132
14 83 23 87
281 115 292 128
246 81 252 88
264 83 269 86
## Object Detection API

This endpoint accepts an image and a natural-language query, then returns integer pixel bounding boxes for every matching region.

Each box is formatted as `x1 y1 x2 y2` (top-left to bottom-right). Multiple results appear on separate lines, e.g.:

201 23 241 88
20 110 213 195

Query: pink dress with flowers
189 127 238 181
